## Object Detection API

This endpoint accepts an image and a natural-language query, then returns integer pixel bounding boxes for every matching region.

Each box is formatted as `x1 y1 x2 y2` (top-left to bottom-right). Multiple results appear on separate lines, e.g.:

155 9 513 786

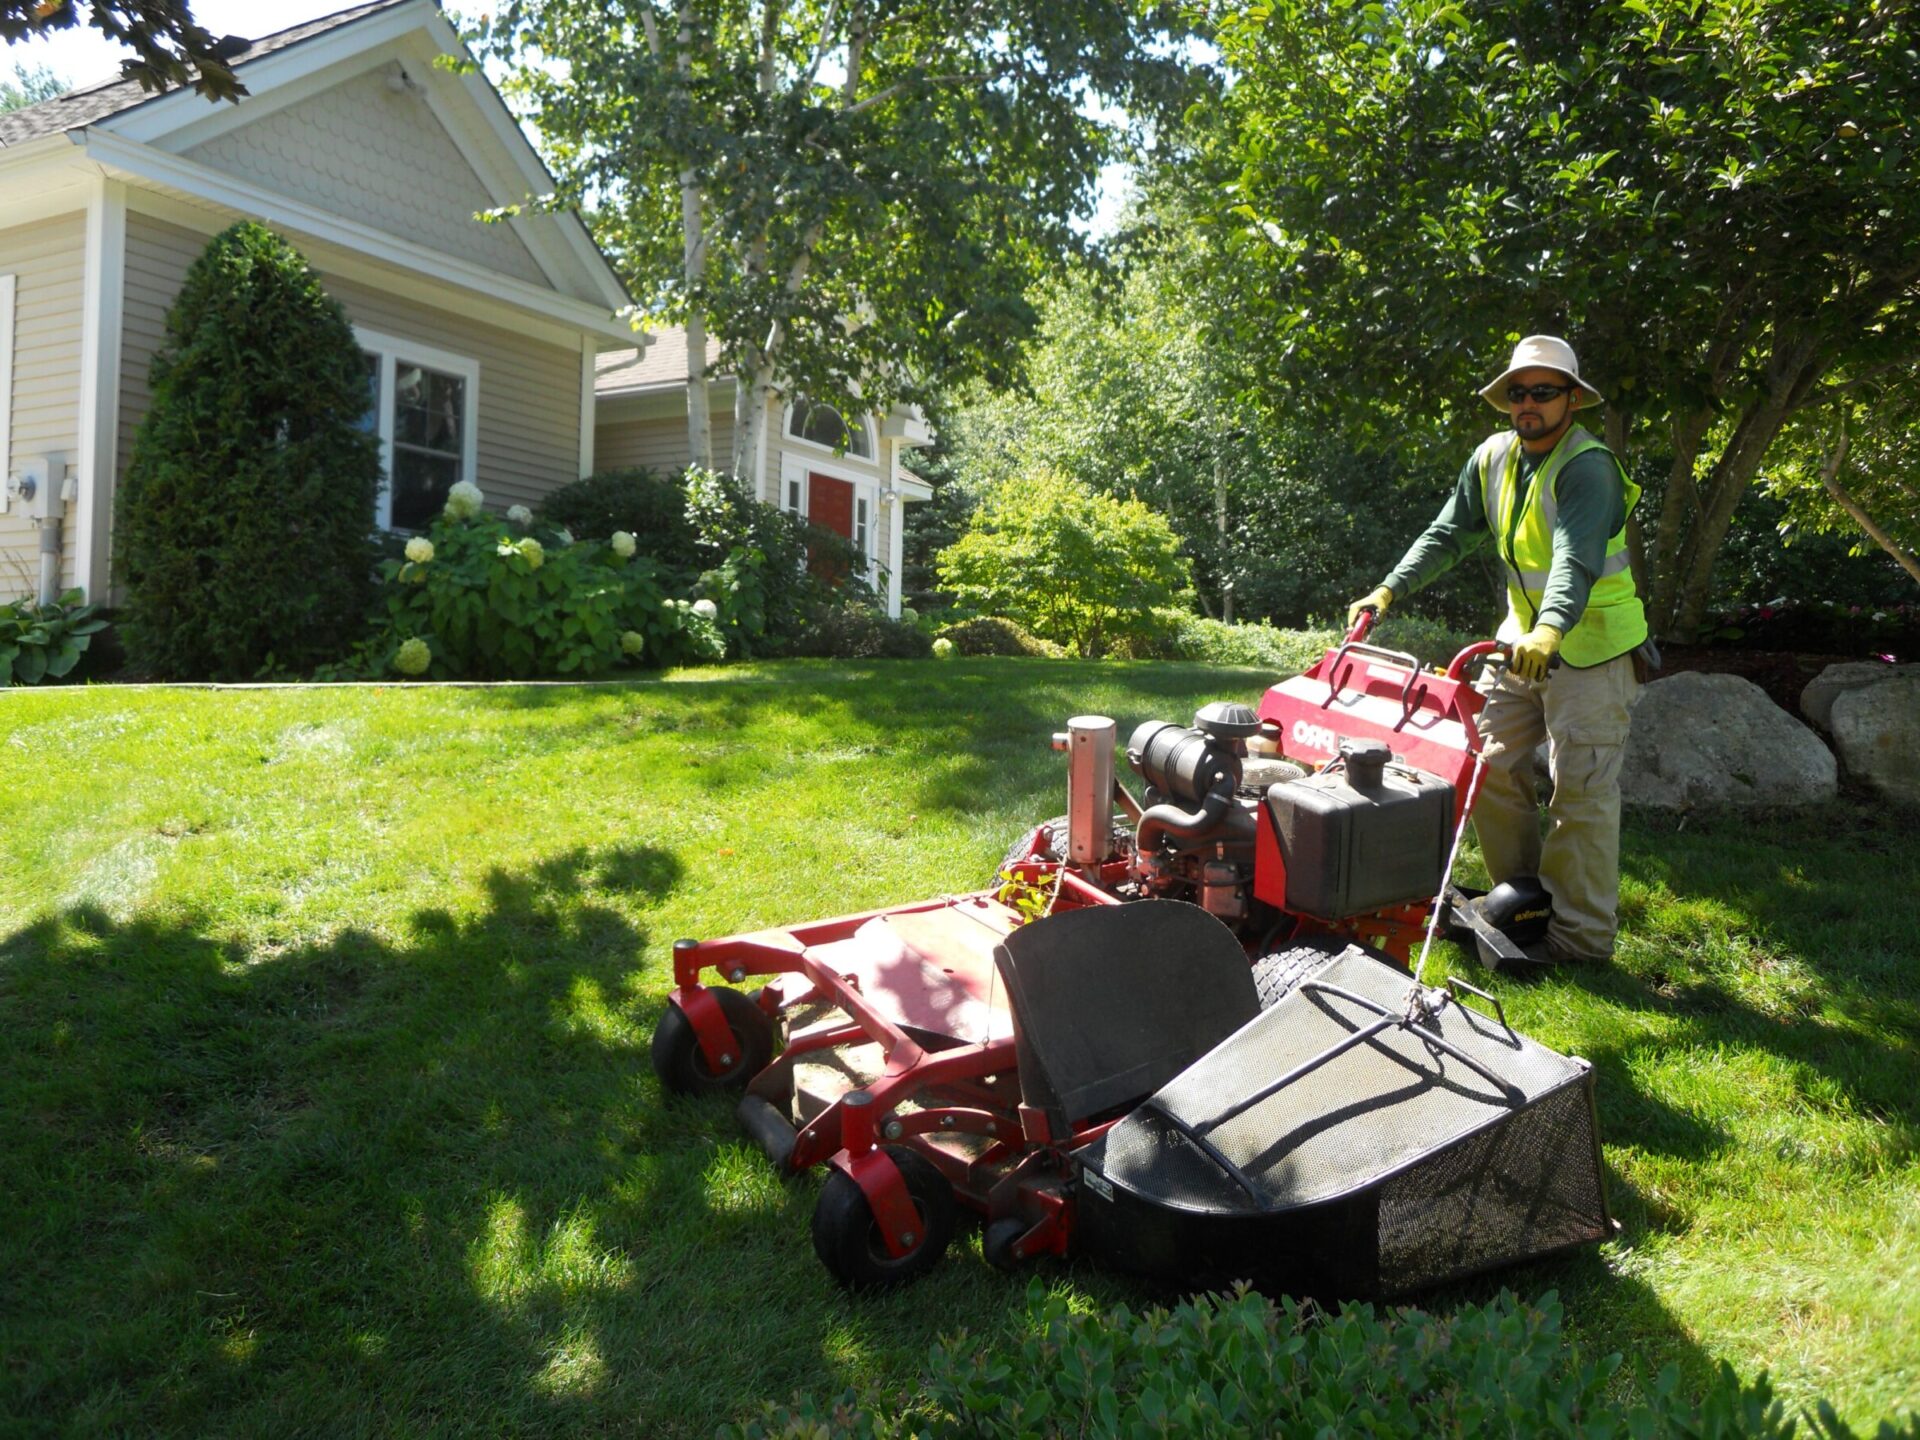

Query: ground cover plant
2 662 1915 1435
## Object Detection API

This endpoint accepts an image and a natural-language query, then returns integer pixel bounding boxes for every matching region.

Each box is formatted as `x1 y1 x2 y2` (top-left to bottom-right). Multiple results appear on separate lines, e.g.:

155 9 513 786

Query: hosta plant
1 590 108 686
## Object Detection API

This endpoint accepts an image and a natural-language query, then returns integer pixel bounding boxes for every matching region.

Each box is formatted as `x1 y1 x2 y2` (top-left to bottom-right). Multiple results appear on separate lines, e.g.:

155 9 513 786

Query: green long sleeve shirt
1381 439 1626 635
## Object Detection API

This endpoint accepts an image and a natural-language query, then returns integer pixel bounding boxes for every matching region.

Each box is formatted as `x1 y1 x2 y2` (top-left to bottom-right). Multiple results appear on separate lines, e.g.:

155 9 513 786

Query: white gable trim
83 132 633 345
419 11 628 314
105 2 436 148
96 0 626 315
74 176 126 603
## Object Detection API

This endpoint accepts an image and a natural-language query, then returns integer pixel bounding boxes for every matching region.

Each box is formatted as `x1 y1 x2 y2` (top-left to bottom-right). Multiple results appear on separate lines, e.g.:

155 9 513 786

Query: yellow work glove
1346 585 1394 631
1509 623 1563 682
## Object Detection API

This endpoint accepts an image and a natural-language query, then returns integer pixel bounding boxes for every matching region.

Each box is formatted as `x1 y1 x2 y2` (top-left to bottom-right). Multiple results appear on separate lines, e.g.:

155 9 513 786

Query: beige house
0 0 635 608
596 335 934 618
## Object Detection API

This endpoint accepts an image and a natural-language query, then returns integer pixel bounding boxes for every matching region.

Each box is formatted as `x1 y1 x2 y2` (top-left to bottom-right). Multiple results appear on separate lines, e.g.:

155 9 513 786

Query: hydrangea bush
367 485 724 679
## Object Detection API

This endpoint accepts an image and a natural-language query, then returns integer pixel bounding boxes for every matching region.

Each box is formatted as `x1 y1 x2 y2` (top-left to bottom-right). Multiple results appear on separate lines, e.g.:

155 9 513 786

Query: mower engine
1116 702 1455 949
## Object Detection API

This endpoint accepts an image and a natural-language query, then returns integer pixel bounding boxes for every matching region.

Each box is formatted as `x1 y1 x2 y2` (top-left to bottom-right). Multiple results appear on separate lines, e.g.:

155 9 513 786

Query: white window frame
784 400 875 461
0 275 14 514
354 326 480 531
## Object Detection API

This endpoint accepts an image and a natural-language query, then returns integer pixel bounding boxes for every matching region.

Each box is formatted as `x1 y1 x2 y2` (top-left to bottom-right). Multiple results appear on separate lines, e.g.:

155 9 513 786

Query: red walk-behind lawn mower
650 617 1613 1295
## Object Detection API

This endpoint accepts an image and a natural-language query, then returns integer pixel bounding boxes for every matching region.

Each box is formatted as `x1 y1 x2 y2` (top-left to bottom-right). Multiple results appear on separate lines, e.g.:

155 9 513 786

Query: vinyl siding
115 209 583 564
183 68 546 287
595 409 737 478
0 212 86 602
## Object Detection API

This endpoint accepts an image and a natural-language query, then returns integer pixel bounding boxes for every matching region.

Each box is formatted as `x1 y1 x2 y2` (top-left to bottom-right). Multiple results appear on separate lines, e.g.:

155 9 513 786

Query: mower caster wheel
812 1147 956 1292
1251 940 1347 1009
982 1217 1030 1274
651 988 774 1097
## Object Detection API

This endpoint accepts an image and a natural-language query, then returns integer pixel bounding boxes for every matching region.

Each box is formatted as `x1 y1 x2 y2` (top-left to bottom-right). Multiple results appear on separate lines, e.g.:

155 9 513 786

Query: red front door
807 473 854 583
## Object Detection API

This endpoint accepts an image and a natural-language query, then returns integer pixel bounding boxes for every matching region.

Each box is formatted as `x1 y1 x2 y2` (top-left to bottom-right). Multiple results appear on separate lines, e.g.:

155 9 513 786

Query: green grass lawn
2 660 1916 1436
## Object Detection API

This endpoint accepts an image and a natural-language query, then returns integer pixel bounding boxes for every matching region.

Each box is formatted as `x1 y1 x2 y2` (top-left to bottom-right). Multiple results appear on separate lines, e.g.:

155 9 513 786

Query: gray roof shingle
0 0 416 149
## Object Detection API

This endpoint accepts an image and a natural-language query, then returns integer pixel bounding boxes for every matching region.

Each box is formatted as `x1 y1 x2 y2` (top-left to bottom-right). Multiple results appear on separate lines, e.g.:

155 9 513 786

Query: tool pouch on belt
1630 636 1662 684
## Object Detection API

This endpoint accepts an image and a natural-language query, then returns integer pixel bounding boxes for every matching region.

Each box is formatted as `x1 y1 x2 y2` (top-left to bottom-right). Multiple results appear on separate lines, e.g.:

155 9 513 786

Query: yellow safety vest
1476 424 1648 668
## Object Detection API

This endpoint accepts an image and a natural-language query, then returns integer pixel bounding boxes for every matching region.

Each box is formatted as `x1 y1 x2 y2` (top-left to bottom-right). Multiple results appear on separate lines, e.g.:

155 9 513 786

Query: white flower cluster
692 598 719 621
932 637 956 659
444 480 485 521
507 504 533 526
393 637 432 676
620 630 646 657
405 537 434 565
611 531 636 559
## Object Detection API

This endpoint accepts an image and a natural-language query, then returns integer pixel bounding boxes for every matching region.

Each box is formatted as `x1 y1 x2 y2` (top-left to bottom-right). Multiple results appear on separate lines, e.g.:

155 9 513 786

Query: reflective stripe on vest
1477 424 1648 667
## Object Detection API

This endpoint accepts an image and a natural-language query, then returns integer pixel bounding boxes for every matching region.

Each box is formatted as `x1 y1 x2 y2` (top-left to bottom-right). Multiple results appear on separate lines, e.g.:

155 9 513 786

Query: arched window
787 399 872 459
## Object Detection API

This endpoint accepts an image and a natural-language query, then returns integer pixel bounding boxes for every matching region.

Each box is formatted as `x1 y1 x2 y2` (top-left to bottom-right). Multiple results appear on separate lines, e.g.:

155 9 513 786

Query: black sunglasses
1507 383 1574 404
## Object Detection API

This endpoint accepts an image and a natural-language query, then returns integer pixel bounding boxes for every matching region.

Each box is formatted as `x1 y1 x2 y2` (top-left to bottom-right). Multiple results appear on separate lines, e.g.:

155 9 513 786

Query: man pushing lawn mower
1350 336 1653 965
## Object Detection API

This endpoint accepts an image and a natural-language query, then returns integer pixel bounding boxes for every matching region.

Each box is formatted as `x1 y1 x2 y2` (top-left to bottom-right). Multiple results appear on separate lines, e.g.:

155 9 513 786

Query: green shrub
530 467 700 573
362 484 722 678
789 601 932 659
1154 614 1337 671
535 466 828 658
934 616 1067 658
725 1285 1834 1439
115 221 382 679
0 590 107 685
936 468 1193 657
1367 613 1488 670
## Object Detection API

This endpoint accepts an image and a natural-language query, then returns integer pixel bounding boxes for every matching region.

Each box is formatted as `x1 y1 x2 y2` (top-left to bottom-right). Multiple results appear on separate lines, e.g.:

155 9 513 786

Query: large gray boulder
1621 672 1837 811
1801 661 1920 732
1830 670 1920 807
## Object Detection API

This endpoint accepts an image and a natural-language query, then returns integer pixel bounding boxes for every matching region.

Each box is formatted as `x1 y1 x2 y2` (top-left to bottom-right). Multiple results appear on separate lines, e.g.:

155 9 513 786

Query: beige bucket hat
1479 335 1603 410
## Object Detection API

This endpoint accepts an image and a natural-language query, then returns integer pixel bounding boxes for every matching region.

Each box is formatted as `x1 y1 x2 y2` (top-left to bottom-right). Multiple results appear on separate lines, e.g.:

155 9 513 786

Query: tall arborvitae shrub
116 222 382 678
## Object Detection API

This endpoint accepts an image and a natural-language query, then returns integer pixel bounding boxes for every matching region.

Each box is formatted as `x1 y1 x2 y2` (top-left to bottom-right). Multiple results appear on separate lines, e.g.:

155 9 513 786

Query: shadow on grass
0 841 1107 1437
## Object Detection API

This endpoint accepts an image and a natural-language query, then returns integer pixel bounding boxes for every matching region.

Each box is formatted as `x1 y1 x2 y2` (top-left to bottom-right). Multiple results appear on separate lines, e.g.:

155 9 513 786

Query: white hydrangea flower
611 530 637 559
620 630 646 657
519 537 545 569
393 637 432 676
692 598 719 621
507 504 533 526
404 537 434 565
932 637 956 659
444 480 485 520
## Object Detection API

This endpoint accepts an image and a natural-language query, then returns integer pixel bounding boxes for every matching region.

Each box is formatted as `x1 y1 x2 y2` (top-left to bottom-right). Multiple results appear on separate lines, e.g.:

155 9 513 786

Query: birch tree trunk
646 2 714 471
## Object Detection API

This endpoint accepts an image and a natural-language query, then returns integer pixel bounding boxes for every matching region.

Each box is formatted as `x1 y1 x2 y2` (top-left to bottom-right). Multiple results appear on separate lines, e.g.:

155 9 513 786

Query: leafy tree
116 223 383 679
1 60 63 112
1761 372 1920 588
932 206 1486 629
470 0 1198 482
1197 0 1920 638
1 1 242 101
936 468 1191 656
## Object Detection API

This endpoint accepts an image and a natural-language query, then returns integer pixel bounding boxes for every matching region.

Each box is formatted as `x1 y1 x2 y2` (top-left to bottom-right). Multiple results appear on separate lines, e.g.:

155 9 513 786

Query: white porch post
75 176 127 604
886 452 905 618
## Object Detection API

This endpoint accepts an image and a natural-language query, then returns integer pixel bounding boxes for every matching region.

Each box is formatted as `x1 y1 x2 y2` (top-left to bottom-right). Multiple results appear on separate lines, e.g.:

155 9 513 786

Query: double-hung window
355 328 479 531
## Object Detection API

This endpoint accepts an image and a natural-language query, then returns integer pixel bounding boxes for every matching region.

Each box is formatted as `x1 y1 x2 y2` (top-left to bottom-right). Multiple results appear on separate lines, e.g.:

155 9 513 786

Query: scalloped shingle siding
184 69 544 284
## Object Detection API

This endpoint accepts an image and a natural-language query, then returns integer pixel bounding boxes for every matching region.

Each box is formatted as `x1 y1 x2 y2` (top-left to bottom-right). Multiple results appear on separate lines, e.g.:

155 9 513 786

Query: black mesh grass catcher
1071 946 1613 1299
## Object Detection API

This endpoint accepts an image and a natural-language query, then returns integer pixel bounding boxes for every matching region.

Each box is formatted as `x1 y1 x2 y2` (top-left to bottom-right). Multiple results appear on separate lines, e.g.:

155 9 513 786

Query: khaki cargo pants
1472 652 1641 959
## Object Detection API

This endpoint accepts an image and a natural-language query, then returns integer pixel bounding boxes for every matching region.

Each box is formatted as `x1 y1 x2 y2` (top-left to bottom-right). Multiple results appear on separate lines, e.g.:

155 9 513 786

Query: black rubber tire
650 988 775 1097
996 814 1133 880
811 1146 957 1292
982 1216 1030 1274
1251 939 1348 1009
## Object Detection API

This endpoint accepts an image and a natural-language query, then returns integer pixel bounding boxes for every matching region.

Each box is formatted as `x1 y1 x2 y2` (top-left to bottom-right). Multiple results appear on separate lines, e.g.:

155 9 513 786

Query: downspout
39 509 63 606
